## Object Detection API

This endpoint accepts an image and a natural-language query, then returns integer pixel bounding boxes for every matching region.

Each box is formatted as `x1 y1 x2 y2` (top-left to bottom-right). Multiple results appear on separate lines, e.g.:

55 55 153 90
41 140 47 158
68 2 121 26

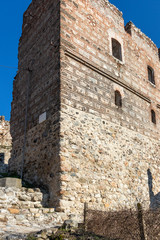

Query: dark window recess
151 110 156 124
148 66 155 85
0 153 4 164
115 90 122 107
112 38 122 61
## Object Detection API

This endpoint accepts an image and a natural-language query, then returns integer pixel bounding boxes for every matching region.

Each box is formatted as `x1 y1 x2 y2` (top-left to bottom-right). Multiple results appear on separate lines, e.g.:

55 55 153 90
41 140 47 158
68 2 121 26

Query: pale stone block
0 178 22 188
42 208 50 214
30 208 39 213
39 112 46 123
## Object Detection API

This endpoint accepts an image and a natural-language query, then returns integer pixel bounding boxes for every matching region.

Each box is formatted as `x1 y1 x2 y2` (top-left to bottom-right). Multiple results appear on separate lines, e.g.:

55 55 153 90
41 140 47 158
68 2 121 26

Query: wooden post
137 203 146 240
84 202 88 231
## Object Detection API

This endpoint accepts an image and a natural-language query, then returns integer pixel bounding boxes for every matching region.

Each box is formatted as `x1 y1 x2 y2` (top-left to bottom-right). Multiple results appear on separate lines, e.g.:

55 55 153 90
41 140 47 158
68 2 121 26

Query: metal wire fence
84 203 160 240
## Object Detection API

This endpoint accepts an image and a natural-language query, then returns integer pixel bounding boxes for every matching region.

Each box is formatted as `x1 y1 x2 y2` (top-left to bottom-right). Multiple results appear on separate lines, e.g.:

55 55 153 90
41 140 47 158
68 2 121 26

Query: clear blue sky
0 0 159 121
0 0 32 120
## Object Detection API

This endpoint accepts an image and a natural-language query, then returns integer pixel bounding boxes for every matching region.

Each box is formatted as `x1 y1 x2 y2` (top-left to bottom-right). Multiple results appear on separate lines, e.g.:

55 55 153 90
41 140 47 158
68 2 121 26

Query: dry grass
85 206 160 240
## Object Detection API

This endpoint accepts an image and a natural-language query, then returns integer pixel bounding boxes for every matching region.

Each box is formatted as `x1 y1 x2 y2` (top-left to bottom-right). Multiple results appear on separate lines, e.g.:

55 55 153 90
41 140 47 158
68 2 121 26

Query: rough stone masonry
0 116 12 166
0 185 66 237
9 0 160 218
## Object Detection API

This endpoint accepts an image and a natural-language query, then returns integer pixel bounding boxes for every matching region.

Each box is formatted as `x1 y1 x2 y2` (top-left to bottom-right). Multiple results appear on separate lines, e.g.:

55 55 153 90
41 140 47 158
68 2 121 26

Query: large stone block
0 178 22 188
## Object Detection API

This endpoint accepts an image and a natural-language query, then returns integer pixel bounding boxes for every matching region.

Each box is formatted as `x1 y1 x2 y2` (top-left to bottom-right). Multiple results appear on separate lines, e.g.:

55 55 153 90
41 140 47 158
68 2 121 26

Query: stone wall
10 0 160 219
9 112 61 207
0 116 12 165
11 0 60 139
59 0 160 214
59 105 160 214
9 0 61 207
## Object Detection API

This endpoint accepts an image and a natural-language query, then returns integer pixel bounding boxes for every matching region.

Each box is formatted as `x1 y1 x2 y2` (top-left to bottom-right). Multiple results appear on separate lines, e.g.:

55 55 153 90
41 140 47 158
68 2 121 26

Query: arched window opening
151 109 156 124
112 38 122 61
148 66 155 85
115 90 122 107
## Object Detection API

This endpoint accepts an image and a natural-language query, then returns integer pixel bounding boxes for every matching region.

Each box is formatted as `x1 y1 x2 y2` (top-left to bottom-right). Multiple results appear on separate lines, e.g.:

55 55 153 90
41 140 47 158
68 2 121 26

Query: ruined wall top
90 0 159 57
0 116 12 164
0 116 10 129
125 21 159 59
0 116 5 123
89 0 123 18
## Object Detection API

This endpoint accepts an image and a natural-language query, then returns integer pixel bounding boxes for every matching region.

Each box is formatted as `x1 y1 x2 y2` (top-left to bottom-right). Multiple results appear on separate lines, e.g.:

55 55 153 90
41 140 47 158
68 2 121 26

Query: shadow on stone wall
0 162 8 174
147 168 160 209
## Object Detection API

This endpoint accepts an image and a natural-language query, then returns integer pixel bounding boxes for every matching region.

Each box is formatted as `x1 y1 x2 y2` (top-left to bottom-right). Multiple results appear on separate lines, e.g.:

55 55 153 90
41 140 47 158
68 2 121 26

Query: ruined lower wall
59 104 160 215
0 186 67 235
0 117 12 164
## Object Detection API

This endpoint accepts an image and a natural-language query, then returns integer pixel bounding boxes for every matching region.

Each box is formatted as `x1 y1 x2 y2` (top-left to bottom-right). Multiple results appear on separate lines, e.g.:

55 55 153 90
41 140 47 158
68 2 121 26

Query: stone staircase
0 185 67 239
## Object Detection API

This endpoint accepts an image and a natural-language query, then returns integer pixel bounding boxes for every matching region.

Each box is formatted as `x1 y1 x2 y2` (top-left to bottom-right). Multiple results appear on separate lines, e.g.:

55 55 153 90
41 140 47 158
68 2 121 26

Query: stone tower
10 0 160 215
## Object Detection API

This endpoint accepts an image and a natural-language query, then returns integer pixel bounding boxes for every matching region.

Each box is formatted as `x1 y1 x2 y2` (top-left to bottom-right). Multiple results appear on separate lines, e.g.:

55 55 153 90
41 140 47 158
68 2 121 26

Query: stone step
0 186 67 237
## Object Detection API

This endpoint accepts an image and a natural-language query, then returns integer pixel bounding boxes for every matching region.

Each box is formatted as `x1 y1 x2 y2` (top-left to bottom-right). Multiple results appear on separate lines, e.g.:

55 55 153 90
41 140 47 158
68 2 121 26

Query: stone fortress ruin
0 116 12 167
9 0 160 218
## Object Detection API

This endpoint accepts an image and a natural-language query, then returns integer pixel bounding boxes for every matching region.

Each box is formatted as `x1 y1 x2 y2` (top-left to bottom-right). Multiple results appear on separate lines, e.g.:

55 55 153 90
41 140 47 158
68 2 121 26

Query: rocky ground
25 228 108 240
0 226 109 240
